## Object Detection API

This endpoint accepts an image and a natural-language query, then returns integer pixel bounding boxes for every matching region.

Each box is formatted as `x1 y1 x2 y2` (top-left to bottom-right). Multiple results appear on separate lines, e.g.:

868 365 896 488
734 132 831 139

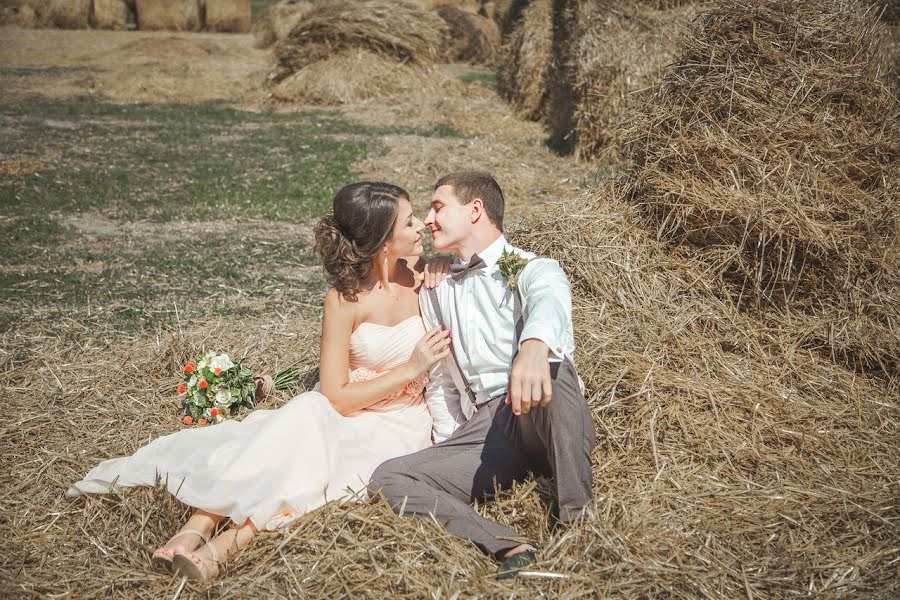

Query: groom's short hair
434 172 504 230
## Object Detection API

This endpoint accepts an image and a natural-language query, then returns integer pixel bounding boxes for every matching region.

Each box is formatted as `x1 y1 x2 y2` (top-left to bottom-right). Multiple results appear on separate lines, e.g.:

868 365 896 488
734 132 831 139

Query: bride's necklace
371 283 400 301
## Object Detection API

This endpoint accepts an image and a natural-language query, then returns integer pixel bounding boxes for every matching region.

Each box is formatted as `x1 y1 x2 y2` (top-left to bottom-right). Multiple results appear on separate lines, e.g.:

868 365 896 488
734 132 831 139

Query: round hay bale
496 0 552 121
91 0 129 29
33 0 91 28
272 0 447 81
0 2 37 27
269 49 436 105
134 0 201 31
204 0 250 32
553 1 701 161
437 5 500 64
251 0 314 49
618 0 900 374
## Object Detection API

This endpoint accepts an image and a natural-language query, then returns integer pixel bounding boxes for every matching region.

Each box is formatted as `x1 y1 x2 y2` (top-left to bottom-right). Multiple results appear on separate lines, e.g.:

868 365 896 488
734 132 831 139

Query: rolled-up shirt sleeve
516 257 573 360
419 290 462 442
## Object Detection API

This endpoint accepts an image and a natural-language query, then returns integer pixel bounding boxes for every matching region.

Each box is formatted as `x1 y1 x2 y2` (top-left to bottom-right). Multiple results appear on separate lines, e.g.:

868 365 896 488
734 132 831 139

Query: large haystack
272 0 447 82
437 5 500 64
268 49 440 106
496 0 552 120
92 0 129 29
205 0 250 33
251 0 314 49
547 1 702 160
135 0 201 31
507 182 899 596
619 0 900 375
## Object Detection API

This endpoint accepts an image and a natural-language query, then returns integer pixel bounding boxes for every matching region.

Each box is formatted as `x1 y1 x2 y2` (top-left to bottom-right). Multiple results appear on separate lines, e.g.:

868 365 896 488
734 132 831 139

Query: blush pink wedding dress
67 316 433 530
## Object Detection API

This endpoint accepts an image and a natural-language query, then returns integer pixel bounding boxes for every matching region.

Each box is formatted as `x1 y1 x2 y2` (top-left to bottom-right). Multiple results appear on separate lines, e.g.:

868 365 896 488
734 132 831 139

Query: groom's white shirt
420 234 578 442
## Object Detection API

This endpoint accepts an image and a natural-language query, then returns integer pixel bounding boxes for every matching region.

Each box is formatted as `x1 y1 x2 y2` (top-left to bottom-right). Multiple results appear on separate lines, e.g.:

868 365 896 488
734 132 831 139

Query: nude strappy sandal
172 541 222 582
151 528 209 573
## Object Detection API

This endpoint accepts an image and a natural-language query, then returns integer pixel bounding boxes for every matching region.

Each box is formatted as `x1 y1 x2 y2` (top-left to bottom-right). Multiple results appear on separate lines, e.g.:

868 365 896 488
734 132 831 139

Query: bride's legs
152 509 222 566
174 519 258 581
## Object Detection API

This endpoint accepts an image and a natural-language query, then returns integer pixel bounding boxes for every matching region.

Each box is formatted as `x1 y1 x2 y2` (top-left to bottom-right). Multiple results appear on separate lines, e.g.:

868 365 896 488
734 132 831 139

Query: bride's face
384 198 424 258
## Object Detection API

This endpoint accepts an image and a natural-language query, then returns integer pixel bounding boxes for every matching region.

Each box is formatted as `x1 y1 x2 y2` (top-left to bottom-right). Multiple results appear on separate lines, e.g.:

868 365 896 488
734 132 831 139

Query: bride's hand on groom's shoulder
507 339 552 415
422 256 454 289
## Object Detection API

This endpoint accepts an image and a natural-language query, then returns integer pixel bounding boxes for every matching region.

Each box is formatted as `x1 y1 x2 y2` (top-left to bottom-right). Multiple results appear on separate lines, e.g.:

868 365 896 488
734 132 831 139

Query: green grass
457 70 498 90
251 0 280 22
0 93 459 336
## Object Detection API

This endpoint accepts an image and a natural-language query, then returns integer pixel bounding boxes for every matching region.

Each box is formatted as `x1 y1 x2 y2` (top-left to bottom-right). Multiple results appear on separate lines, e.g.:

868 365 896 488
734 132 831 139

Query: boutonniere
497 248 529 291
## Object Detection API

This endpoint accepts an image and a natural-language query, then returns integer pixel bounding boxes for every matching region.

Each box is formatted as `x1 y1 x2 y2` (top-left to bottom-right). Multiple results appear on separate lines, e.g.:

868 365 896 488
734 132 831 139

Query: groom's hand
507 339 552 415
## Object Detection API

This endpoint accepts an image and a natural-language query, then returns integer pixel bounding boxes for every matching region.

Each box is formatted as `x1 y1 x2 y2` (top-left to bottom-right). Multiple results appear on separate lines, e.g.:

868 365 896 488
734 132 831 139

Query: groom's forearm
517 261 572 358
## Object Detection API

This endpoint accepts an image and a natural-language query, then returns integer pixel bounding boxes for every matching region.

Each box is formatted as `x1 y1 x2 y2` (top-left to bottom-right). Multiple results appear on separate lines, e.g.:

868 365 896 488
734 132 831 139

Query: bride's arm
318 288 448 416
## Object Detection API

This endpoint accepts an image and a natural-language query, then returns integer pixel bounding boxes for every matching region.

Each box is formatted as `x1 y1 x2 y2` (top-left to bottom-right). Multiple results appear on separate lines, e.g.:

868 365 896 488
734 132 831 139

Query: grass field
0 92 460 336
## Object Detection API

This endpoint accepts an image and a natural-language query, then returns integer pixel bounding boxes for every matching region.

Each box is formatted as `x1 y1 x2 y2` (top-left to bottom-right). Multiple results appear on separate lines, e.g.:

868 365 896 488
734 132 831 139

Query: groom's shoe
496 549 537 580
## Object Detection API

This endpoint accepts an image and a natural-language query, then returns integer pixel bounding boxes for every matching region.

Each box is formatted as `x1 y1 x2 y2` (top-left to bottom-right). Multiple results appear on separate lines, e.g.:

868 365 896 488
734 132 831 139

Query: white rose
188 375 197 387
215 390 231 405
210 353 235 373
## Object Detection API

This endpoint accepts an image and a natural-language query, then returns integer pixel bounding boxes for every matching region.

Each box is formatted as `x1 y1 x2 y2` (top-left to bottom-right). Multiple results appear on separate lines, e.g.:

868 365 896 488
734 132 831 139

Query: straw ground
2 1 898 597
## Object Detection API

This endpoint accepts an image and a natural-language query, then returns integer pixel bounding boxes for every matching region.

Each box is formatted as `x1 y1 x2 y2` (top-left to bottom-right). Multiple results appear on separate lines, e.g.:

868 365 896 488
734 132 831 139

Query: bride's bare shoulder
323 288 357 324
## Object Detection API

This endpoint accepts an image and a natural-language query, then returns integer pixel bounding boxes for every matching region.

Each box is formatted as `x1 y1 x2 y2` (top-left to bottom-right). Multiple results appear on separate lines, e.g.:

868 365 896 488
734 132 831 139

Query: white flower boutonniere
497 248 529 291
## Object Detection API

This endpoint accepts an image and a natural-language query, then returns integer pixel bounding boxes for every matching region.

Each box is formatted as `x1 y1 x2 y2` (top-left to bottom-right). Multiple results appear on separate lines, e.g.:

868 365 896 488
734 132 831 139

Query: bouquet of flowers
178 350 299 426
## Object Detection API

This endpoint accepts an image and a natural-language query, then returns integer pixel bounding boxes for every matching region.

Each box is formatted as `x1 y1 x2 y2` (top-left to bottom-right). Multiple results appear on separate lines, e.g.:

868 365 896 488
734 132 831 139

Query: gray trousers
369 358 595 557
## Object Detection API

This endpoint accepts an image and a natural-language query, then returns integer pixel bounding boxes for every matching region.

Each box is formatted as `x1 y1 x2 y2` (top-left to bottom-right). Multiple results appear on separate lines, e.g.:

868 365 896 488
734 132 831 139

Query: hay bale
269 49 437 105
617 0 900 374
548 1 700 161
134 0 201 31
496 0 552 120
30 0 91 28
91 0 129 29
251 0 314 49
490 0 526 35
0 1 37 26
508 178 900 596
437 5 500 64
204 0 250 32
272 0 447 82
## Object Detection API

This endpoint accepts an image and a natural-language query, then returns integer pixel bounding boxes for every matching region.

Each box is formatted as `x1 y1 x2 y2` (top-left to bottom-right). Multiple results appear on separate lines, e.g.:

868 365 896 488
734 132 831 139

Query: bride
67 182 452 581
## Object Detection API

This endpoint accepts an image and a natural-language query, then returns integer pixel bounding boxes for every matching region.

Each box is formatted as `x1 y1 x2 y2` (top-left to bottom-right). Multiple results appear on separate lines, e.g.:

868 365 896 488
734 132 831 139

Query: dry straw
619 0 900 376
272 0 448 82
563 0 703 161
268 49 446 106
436 5 501 64
496 0 553 120
251 0 315 49
204 0 251 33
134 0 201 31
31 0 92 28
91 0 129 30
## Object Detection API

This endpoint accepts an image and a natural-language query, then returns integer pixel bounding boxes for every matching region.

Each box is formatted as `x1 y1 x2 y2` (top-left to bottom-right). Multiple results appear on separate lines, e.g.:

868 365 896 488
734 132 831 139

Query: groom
369 172 595 578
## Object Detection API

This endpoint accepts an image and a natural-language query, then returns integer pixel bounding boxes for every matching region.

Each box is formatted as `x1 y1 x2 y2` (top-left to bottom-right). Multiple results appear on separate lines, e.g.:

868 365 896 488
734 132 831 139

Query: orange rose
210 407 219 417
177 384 187 394
184 362 195 374
199 379 208 389
183 416 193 425
214 367 222 376
198 418 207 426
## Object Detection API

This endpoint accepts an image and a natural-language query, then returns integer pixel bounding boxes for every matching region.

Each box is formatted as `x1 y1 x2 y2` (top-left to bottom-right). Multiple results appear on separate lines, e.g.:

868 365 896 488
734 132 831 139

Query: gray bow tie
449 253 486 282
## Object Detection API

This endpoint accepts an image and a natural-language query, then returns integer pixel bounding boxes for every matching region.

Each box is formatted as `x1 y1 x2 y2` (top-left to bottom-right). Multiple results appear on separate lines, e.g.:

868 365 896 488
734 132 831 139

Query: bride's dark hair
314 181 408 301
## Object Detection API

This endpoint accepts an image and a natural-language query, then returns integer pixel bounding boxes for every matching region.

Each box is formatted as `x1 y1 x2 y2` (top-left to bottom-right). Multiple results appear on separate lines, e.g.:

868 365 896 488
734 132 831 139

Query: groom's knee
368 457 406 504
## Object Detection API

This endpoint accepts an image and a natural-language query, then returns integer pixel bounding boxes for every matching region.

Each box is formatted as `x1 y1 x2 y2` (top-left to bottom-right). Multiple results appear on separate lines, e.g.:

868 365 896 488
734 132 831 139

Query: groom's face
424 185 471 255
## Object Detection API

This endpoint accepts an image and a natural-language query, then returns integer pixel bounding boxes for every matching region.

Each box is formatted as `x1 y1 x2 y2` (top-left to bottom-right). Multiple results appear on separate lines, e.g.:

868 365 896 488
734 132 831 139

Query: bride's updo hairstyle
314 181 408 301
